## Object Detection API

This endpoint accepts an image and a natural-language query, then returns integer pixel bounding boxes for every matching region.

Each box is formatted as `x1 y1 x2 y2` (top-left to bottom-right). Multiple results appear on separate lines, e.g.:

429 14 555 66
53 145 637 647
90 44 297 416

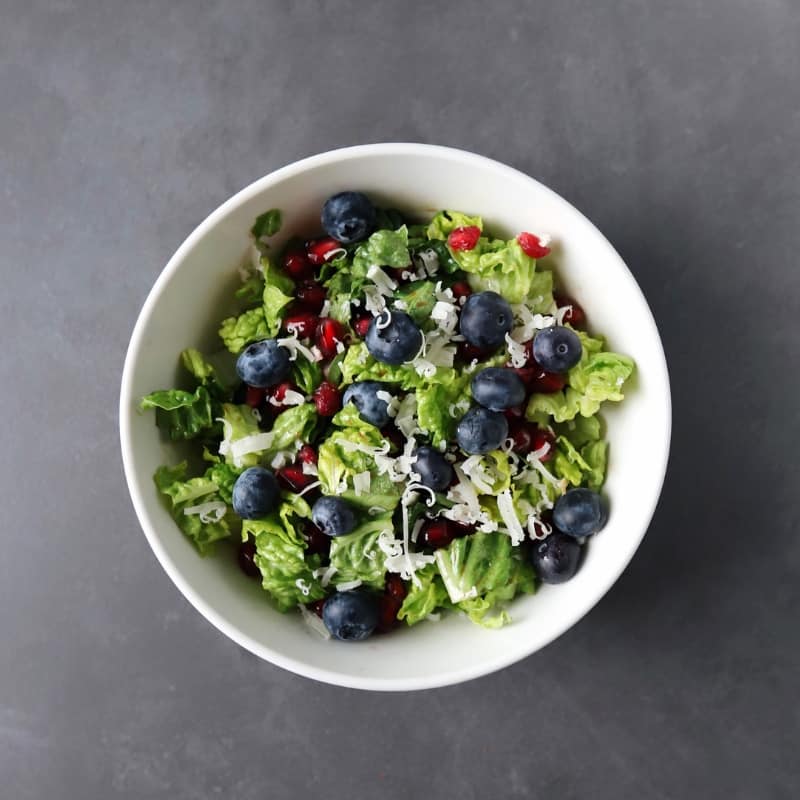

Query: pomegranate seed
385 574 407 601
503 405 525 421
530 368 567 394
298 444 318 465
517 232 551 259
376 594 403 633
304 523 330 557
307 237 344 265
313 381 341 416
531 510 554 539
237 539 260 579
531 428 556 461
554 292 586 327
315 318 347 359
451 521 475 538
419 519 456 550
277 464 315 492
295 281 327 313
353 314 372 337
282 310 319 339
308 598 326 618
456 341 491 363
283 248 313 281
447 226 481 251
244 385 266 408
451 280 472 301
266 381 299 412
508 421 536 454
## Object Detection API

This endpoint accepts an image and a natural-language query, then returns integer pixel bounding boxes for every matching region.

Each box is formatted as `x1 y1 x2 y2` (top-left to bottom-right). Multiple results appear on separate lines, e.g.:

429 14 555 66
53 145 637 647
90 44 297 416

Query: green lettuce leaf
352 226 411 273
395 280 437 326
553 436 592 487
203 462 241 504
290 355 323 394
219 307 270 354
140 386 214 441
246 516 324 611
434 532 535 628
455 238 538 304
526 332 635 424
526 269 556 313
251 209 282 239
398 564 453 625
339 342 423 388
154 462 234 554
180 348 228 401
266 403 318 455
329 514 394 589
235 274 265 304
218 403 262 467
555 414 602 448
262 284 293 331
416 369 470 448
426 210 483 240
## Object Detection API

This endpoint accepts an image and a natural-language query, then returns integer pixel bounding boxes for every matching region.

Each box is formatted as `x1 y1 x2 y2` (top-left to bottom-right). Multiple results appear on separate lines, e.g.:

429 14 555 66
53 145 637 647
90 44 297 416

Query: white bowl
120 143 671 691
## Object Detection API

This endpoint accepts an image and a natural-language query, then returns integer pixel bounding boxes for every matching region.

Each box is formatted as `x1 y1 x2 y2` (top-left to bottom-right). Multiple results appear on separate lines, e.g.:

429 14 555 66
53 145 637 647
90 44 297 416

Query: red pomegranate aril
531 428 556 461
451 280 472 300
307 237 344 266
277 464 315 492
530 368 567 394
419 519 456 550
244 385 266 408
353 314 372 338
313 381 341 416
308 598 326 618
376 594 403 633
237 539 260 579
304 523 330 557
283 249 313 281
282 310 319 339
298 444 318 465
266 381 299 412
315 318 347 359
554 292 586 327
295 281 327 313
385 573 408 601
456 341 490 363
517 232 551 259
503 405 525 422
509 421 536 454
447 225 481 251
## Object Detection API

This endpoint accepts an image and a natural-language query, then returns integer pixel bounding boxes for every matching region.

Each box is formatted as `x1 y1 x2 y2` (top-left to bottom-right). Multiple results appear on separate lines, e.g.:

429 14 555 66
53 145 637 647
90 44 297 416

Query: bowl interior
120 145 670 690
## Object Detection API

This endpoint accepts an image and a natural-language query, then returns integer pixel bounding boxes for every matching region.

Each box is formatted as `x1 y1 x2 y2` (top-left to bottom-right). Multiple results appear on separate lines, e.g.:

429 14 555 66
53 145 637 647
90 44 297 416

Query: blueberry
321 191 376 244
365 310 423 365
235 339 291 388
471 367 526 412
553 488 608 537
322 590 380 641
343 381 393 427
311 496 357 537
459 291 513 349
530 533 582 584
232 467 280 519
456 407 509 455
413 446 453 492
532 326 582 373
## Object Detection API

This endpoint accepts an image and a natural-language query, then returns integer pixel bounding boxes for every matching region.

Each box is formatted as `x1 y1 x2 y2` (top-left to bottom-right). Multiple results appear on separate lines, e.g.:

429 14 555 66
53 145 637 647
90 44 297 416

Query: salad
141 192 635 641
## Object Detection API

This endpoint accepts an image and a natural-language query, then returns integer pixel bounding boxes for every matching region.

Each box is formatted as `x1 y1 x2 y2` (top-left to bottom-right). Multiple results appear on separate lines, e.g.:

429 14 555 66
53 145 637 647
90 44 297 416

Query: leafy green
235 274 265 304
219 307 270 354
154 462 234 554
434 533 536 627
416 239 461 274
203 462 241 504
218 403 262 467
340 342 422 388
290 356 323 394
140 386 214 441
455 238 539 304
526 269 555 313
416 369 471 448
398 564 453 625
180 348 228 401
251 208 282 239
395 280 437 326
266 403 318 455
262 284 293 332
247 516 324 611
329 514 394 589
351 226 411 273
555 414 602 448
259 252 295 296
426 210 483 240
526 332 635 424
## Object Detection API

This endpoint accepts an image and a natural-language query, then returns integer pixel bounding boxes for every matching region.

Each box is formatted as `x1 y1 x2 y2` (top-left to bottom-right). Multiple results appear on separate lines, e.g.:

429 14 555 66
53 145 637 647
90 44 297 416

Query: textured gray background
1 0 798 797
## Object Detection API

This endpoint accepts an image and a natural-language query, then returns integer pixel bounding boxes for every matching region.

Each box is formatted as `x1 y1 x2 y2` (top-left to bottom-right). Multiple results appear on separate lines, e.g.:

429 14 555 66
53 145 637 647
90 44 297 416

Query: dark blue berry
232 467 280 519
343 381 393 427
322 590 380 641
530 533 582 583
470 367 526 411
459 291 513 349
532 326 582 373
553 488 608 537
321 191 376 244
456 407 509 455
235 339 290 388
413 446 453 492
311 496 357 537
365 310 423 365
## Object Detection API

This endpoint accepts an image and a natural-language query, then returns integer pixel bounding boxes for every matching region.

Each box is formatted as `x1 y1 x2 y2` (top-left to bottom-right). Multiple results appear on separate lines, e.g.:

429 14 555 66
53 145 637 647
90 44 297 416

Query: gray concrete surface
2 1 799 797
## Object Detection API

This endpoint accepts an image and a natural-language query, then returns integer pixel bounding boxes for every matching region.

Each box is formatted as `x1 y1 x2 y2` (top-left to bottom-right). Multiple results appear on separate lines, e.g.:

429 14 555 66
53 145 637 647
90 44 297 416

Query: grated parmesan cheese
335 579 363 592
277 334 319 363
298 603 331 639
352 471 371 497
497 489 525 545
367 265 398 296
183 500 227 524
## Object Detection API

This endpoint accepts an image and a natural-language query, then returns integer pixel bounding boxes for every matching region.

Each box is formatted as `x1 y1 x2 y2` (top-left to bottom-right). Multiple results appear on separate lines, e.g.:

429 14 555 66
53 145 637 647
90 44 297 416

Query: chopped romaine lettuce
351 226 411 273
219 307 270 354
329 514 394 589
290 356 323 394
395 280 437 326
398 564 453 625
426 210 483 240
251 208 282 239
140 386 214 441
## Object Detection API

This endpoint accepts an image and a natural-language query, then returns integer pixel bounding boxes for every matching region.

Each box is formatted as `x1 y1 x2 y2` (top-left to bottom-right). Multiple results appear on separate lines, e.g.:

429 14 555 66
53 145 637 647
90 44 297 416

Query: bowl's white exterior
120 144 671 691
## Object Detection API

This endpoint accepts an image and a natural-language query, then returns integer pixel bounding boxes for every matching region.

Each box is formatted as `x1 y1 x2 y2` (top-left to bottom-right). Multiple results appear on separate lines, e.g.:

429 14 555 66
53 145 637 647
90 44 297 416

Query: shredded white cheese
277 334 319 363
301 461 319 476
497 489 525 545
352 471 371 497
295 578 312 597
182 500 227 523
335 579 363 592
298 603 331 639
268 389 305 407
367 265 398 296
